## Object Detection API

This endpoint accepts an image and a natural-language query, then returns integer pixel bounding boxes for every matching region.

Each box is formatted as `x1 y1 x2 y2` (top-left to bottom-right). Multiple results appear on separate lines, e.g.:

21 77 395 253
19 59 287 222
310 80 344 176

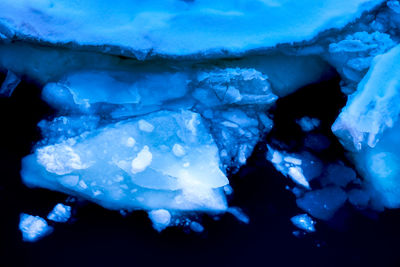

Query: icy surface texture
0 0 383 57
19 214 53 242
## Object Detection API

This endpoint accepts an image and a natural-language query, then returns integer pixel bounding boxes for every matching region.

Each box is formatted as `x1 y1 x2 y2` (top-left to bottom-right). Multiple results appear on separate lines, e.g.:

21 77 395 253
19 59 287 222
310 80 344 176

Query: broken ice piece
267 146 311 189
190 221 204 233
291 214 316 233
19 214 53 242
296 117 320 132
47 203 72 223
148 209 172 232
227 207 250 224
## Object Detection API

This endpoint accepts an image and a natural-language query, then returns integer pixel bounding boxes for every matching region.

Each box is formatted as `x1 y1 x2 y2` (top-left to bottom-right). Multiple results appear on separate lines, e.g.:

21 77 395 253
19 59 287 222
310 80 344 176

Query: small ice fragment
0 70 20 97
292 230 307 238
131 146 152 174
190 221 204 233
47 203 72 223
223 185 233 195
172 144 186 157
284 156 302 165
228 207 250 224
297 117 320 132
148 209 171 231
291 214 316 233
19 214 53 242
138 120 154 132
288 166 310 189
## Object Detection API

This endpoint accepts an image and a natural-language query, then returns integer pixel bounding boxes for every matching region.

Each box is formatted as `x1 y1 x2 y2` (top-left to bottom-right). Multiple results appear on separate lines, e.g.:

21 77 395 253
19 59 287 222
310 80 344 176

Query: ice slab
21 110 229 212
0 0 384 57
333 45 400 151
19 214 53 242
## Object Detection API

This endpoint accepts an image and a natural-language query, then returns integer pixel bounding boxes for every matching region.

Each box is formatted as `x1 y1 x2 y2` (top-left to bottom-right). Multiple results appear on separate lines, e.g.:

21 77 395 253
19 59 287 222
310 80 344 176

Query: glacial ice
19 214 53 242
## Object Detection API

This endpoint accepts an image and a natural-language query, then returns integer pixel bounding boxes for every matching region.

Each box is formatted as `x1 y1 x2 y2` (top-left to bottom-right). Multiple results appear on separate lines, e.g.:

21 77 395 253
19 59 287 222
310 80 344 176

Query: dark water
1 74 400 267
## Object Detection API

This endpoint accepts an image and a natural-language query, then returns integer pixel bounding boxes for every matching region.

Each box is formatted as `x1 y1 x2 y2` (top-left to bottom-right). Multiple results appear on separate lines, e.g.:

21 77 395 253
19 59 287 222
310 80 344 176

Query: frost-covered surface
0 0 383 57
19 214 53 242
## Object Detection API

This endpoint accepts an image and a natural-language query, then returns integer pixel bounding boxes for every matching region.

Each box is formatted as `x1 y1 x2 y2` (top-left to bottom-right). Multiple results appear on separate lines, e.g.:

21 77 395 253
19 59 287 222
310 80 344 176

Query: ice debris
19 214 53 242
267 146 324 189
47 203 72 223
148 209 172 232
296 117 320 132
291 214 316 233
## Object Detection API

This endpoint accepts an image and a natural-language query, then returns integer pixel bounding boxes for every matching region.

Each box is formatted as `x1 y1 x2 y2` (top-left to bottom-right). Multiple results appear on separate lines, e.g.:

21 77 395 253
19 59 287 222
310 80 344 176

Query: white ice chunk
288 167 310 189
37 144 90 175
148 209 171 231
22 110 229 212
290 214 316 233
19 214 53 242
138 120 155 133
131 146 152 174
47 203 72 223
267 146 312 189
333 45 400 151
